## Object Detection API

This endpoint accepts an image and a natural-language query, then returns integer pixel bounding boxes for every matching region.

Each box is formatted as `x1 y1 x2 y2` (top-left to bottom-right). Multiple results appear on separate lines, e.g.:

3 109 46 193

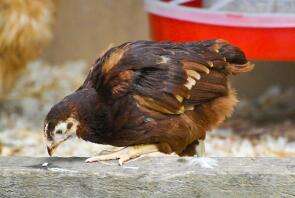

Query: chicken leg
190 140 218 168
85 144 159 165
196 139 205 157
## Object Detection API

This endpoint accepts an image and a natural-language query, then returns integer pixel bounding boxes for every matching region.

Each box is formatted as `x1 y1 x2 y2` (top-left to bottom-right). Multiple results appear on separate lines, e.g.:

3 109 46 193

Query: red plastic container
145 0 295 61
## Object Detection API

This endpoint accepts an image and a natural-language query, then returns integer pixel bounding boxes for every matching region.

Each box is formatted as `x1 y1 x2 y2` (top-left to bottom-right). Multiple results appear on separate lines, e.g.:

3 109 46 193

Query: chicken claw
85 144 159 165
192 140 218 168
189 157 218 169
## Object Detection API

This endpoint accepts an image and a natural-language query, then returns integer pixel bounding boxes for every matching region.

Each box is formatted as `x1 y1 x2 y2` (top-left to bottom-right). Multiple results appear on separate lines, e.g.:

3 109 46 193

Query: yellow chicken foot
85 144 159 165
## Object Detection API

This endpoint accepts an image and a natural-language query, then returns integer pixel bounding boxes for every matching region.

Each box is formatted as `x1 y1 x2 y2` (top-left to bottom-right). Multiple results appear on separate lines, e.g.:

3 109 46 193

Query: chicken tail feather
215 39 254 75
226 62 255 75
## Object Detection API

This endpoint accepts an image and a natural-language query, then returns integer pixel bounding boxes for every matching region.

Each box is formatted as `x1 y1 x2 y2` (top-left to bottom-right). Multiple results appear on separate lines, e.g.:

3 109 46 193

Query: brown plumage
0 0 56 96
44 39 254 164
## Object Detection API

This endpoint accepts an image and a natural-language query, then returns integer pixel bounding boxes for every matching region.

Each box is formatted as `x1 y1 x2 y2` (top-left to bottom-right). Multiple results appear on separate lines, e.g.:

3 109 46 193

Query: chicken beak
46 135 73 156
47 145 58 157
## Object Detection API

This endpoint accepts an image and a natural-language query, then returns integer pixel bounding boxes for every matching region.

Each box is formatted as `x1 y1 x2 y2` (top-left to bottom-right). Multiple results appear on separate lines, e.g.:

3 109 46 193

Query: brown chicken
44 39 254 165
0 0 56 97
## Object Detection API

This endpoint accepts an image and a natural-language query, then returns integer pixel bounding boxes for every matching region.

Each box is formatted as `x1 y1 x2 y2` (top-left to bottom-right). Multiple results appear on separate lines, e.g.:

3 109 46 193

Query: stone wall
1 157 295 197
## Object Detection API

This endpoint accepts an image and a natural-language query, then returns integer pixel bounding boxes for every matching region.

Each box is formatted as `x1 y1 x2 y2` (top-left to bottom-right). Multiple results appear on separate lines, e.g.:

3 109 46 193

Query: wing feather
81 40 253 114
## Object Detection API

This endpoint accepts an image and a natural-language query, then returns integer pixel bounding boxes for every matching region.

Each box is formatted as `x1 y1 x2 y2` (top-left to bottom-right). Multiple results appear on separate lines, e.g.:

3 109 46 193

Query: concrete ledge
1 157 295 198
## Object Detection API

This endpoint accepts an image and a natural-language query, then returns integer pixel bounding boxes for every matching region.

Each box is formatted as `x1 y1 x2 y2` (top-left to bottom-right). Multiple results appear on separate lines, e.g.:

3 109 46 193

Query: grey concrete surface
0 157 295 198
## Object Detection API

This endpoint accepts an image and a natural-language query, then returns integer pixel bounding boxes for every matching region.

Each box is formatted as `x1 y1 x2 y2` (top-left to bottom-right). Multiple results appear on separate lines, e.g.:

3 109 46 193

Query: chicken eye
67 122 73 129
56 130 63 134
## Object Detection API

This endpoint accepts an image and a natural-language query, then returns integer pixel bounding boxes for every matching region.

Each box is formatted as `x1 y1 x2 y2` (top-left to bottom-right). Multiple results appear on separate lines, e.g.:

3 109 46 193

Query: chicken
0 0 56 97
44 39 254 165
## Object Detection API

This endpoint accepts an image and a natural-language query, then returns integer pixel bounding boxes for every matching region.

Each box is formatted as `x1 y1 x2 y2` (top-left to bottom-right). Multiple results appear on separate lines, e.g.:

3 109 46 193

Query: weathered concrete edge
1 157 295 198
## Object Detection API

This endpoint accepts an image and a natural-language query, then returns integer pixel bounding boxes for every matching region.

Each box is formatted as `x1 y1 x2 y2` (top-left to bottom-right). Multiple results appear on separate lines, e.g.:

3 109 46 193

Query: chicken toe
189 157 218 169
85 144 159 165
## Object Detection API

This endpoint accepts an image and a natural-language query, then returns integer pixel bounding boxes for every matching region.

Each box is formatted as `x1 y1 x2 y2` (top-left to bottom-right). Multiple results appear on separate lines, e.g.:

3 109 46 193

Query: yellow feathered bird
0 0 56 96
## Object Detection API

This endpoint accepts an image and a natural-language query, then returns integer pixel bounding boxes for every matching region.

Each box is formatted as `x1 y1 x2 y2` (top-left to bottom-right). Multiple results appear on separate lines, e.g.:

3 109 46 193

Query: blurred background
0 0 295 157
